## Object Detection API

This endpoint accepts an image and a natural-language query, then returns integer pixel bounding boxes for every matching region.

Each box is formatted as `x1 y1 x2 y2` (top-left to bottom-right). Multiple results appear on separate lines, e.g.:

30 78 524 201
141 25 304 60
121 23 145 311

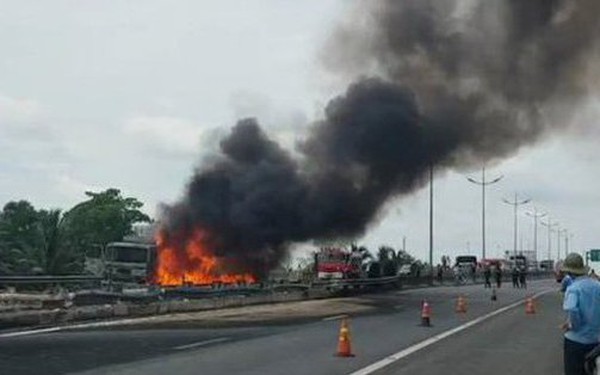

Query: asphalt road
373 290 564 375
0 279 560 375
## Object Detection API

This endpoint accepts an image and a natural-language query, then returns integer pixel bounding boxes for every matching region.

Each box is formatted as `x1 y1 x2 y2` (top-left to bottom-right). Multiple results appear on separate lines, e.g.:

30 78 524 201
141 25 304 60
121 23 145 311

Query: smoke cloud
160 0 600 277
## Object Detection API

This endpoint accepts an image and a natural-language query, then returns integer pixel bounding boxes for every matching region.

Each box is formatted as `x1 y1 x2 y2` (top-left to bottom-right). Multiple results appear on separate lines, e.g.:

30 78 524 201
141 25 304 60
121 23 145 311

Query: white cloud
0 93 57 145
122 115 204 156
53 173 100 206
0 94 41 123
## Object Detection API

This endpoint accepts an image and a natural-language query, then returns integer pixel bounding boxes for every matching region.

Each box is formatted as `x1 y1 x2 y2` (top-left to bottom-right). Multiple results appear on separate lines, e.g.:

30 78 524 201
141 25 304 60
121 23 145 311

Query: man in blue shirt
562 253 600 375
562 273 574 293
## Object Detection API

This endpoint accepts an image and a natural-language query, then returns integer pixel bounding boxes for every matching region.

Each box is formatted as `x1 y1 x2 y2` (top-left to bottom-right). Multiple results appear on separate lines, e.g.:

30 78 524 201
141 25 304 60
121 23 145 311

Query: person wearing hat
561 252 600 375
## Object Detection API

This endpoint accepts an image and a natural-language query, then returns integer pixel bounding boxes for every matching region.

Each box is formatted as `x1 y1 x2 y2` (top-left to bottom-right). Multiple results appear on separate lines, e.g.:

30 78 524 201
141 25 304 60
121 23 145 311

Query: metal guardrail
310 270 555 289
0 271 554 290
313 275 401 288
0 275 103 285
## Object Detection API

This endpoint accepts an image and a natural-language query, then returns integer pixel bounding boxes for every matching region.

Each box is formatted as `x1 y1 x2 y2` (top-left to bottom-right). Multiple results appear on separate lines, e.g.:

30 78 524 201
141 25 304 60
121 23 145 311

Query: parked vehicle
554 260 565 283
398 264 412 276
315 247 362 279
84 241 157 287
539 259 554 271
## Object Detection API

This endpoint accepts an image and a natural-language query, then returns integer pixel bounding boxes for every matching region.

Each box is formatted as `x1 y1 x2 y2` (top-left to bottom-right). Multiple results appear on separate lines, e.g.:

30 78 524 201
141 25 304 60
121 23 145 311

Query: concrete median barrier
0 272 554 331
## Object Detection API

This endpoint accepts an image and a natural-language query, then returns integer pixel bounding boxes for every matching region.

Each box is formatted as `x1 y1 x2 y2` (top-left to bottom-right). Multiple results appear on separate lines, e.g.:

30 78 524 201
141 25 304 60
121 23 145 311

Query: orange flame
154 229 256 286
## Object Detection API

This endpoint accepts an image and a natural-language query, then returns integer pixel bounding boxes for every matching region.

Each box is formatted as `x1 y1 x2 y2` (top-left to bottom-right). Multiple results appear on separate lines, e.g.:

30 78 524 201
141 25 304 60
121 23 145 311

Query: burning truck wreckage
17 0 600 304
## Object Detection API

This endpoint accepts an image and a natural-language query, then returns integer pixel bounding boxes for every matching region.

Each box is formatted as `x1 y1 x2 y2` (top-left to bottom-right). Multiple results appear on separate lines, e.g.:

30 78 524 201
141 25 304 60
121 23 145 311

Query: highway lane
0 279 558 375
0 326 274 375
370 291 564 375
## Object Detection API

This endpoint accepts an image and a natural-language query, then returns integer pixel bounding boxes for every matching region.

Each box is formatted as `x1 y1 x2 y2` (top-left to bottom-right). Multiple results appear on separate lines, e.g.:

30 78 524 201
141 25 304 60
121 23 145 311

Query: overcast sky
1 1 599 267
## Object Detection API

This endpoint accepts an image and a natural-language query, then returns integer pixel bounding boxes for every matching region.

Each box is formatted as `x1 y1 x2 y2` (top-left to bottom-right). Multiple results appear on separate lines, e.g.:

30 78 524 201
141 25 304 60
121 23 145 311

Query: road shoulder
371 291 564 375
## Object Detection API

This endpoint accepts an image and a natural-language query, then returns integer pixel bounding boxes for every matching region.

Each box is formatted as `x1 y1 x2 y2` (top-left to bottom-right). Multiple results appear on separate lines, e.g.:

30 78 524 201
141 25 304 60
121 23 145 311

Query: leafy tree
394 249 416 266
61 188 151 255
0 200 40 250
367 261 381 278
350 244 373 268
0 189 151 275
0 201 41 274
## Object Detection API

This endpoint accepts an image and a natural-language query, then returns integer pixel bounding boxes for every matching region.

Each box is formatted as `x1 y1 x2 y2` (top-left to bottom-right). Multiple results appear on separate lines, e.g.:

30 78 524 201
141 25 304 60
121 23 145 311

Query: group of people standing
483 264 503 288
511 266 528 288
483 263 529 289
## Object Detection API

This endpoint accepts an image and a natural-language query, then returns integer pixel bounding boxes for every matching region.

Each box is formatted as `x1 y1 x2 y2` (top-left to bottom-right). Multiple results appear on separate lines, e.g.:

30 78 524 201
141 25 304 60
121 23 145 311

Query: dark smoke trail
326 0 600 164
161 0 600 277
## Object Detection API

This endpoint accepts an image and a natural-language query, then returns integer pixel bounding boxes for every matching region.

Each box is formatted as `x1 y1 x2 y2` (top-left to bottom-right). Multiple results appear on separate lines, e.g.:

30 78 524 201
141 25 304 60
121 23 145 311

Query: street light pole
526 208 547 264
429 164 434 283
561 229 570 256
541 219 558 261
502 193 531 265
557 226 563 261
467 166 503 260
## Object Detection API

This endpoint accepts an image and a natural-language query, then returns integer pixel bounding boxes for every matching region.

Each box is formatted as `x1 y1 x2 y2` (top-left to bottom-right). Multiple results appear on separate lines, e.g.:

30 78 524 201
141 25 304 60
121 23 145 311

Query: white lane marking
173 337 230 350
0 326 61 338
66 316 158 330
0 316 161 339
347 289 553 375
322 314 348 321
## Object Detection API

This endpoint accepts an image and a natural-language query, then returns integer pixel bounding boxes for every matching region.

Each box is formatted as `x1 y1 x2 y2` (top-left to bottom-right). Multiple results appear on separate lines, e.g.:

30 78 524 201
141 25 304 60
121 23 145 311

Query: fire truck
315 247 363 280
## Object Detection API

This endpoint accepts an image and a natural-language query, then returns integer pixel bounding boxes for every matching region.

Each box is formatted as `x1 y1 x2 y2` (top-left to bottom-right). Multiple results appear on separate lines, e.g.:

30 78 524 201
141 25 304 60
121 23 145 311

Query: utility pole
541 219 557 261
561 229 569 256
557 226 563 261
520 234 524 253
526 208 547 264
429 164 434 284
467 166 503 260
502 193 531 265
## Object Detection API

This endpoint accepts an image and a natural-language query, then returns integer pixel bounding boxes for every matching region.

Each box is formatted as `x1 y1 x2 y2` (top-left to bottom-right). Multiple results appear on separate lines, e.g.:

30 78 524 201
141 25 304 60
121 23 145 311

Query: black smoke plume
160 0 600 277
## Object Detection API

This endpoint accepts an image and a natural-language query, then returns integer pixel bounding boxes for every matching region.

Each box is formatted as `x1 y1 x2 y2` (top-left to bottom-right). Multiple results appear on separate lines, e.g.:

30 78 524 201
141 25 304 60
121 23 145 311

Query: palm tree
351 244 373 267
394 249 416 266
0 246 35 274
0 209 80 275
36 210 80 274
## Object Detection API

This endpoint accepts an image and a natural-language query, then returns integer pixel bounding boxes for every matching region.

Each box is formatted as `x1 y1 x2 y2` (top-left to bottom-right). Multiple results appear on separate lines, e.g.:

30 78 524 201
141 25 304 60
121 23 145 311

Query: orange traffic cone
525 297 536 315
420 300 432 327
335 317 355 357
455 295 467 314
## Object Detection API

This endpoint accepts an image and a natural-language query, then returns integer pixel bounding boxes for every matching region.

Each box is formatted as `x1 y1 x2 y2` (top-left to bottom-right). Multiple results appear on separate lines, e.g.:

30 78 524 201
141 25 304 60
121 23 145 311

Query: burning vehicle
154 229 256 287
